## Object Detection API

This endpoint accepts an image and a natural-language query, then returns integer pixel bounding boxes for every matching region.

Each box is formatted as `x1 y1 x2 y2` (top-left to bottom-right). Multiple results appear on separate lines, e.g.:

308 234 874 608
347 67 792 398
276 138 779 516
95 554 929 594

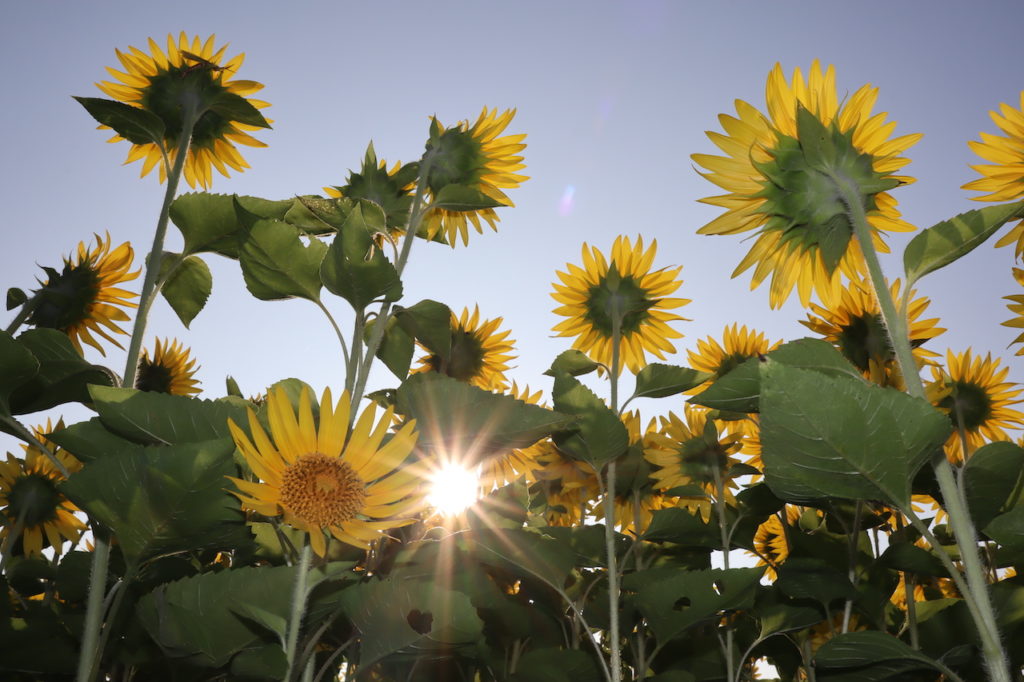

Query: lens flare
558 185 576 216
426 463 481 516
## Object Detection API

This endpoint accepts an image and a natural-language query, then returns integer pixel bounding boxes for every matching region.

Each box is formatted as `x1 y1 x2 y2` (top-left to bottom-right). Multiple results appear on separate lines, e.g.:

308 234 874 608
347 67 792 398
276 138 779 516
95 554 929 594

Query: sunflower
1003 267 1024 354
412 306 515 392
27 233 138 355
961 91 1024 258
927 349 1024 462
0 420 86 558
693 60 921 308
324 144 418 238
479 383 544 491
552 236 689 374
227 386 422 556
532 439 600 527
421 107 528 246
95 32 270 189
801 278 944 387
135 338 201 396
750 505 803 580
688 324 780 392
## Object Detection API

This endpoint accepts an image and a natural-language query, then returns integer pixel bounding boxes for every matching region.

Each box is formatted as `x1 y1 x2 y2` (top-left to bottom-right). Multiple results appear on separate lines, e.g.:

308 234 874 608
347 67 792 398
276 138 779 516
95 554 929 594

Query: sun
426 462 481 516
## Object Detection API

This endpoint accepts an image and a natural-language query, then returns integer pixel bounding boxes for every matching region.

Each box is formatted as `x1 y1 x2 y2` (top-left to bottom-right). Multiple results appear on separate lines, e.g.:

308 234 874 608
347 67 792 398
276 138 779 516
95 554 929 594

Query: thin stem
315 300 351 374
0 506 28 573
603 310 622 682
75 529 111 682
835 172 1010 682
711 455 734 682
841 502 864 634
121 110 196 388
285 542 313 681
5 293 41 336
348 311 364 396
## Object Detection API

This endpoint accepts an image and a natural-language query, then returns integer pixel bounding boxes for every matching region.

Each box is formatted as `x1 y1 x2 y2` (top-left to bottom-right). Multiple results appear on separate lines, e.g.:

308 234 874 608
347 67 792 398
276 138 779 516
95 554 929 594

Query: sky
3 1 1024 447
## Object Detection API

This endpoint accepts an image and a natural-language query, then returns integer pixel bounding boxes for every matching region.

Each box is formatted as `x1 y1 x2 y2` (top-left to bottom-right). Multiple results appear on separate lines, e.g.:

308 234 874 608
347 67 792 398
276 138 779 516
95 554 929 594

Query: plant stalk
604 309 622 682
286 542 313 681
75 528 111 682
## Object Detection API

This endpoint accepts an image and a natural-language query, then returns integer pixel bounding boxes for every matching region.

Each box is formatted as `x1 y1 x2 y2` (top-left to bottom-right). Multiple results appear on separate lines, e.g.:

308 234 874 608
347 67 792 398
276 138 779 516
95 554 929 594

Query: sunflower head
136 338 201 396
532 439 600 527
927 349 1024 462
645 405 744 492
0 420 86 558
412 306 515 392
552 236 689 374
1002 267 1024 354
693 60 921 307
324 144 419 237
420 107 528 247
226 386 422 556
688 324 780 392
27 233 139 355
94 33 270 189
751 505 804 580
802 279 944 387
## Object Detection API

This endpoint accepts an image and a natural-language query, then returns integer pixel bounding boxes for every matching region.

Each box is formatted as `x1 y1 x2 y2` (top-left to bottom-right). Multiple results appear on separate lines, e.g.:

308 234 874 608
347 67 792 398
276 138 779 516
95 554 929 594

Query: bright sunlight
426 462 481 516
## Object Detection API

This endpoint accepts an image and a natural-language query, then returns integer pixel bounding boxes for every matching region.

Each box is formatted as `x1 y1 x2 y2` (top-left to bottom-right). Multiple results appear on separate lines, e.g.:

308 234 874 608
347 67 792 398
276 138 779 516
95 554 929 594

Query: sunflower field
6 32 1024 682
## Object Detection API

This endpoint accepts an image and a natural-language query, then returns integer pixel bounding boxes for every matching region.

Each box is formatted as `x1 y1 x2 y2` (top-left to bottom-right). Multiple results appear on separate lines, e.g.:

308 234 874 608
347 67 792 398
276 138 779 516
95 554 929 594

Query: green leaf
632 363 711 399
878 542 947 577
8 329 114 414
209 91 272 129
320 203 402 309
169 193 293 257
544 349 600 377
238 219 327 301
963 440 1024 529
368 316 414 380
904 200 1024 285
159 253 213 327
0 330 40 416
431 184 503 211
757 602 824 639
394 300 452 359
621 567 763 644
815 631 948 680
74 96 166 145
551 372 629 466
471 527 576 588
46 417 144 463
984 505 1024 550
759 361 950 506
643 507 719 547
395 373 572 462
61 438 248 568
88 385 250 445
509 648 602 682
775 558 855 605
6 287 27 310
286 195 351 232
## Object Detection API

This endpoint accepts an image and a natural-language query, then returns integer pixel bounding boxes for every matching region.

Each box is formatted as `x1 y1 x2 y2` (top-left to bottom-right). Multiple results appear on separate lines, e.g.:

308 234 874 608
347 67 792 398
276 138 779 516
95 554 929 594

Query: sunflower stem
711 448 734 682
314 300 351 380
286 542 313 681
835 173 1010 681
604 309 622 682
4 292 41 336
75 528 111 682
0 506 28 574
121 108 196 388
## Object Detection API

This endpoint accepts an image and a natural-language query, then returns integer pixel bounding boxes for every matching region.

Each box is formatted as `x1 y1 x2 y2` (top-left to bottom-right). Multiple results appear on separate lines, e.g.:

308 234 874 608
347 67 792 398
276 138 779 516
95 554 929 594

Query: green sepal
158 252 212 327
208 90 271 129
320 202 402 310
6 287 27 311
225 375 243 398
903 199 1024 286
544 349 600 377
395 373 572 463
814 631 951 680
365 388 397 409
238 219 327 302
431 184 504 211
366 316 414 380
334 143 419 232
550 371 629 467
74 96 166 145
394 299 452 359
631 363 711 399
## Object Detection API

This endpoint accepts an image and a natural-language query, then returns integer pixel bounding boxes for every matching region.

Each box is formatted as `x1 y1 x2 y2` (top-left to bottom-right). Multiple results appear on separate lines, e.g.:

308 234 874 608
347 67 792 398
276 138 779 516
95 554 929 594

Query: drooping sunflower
1003 267 1024 354
552 236 689 374
227 387 422 556
801 278 944 387
0 420 86 558
751 505 803 580
688 323 780 391
135 338 201 396
27 233 139 355
927 349 1024 462
693 60 921 308
962 91 1024 258
95 32 270 189
421 107 528 246
412 306 516 392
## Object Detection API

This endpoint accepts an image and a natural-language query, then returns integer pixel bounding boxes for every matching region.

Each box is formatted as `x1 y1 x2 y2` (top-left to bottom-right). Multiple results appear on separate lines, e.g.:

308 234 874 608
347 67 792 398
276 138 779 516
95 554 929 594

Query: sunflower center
141 69 232 149
28 262 99 331
280 454 367 527
7 473 61 527
425 127 482 192
939 381 994 432
425 328 485 383
585 272 655 336
836 313 891 372
135 357 174 393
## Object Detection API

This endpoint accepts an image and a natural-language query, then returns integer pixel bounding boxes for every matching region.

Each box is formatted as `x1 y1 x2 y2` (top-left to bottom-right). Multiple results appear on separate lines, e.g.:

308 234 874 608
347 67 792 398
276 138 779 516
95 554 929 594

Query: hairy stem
286 543 313 681
75 528 111 682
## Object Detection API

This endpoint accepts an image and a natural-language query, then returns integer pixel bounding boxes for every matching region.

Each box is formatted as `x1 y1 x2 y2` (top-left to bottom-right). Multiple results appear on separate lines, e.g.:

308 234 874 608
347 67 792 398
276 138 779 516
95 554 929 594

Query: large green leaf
815 631 948 680
963 441 1024 529
759 361 950 506
8 329 114 414
159 253 213 327
550 371 629 466
320 202 402 310
471 527 576 588
775 558 855 605
0 330 40 417
643 507 719 547
984 505 1024 550
756 602 824 639
621 567 763 644
368 316 414 380
904 200 1024 285
394 299 452 359
61 438 248 568
238 219 327 302
88 385 250 445
544 349 600 377
508 648 602 682
339 578 484 668
285 195 351 233
395 373 572 462
74 96 165 145
631 363 711 400
46 417 144 463
169 193 293 257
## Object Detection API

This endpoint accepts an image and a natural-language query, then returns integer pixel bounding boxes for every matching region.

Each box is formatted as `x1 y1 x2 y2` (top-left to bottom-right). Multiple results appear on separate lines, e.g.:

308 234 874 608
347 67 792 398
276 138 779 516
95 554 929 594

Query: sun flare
427 463 481 516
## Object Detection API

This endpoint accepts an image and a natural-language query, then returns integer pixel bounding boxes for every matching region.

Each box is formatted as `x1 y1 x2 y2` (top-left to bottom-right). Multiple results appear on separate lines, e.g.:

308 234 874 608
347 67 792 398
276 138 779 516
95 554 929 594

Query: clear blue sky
3 1 1024 438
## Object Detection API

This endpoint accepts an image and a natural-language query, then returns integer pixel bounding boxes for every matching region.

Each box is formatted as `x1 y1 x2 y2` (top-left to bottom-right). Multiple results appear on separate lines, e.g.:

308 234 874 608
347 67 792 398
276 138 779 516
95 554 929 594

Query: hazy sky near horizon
3 1 1024 440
